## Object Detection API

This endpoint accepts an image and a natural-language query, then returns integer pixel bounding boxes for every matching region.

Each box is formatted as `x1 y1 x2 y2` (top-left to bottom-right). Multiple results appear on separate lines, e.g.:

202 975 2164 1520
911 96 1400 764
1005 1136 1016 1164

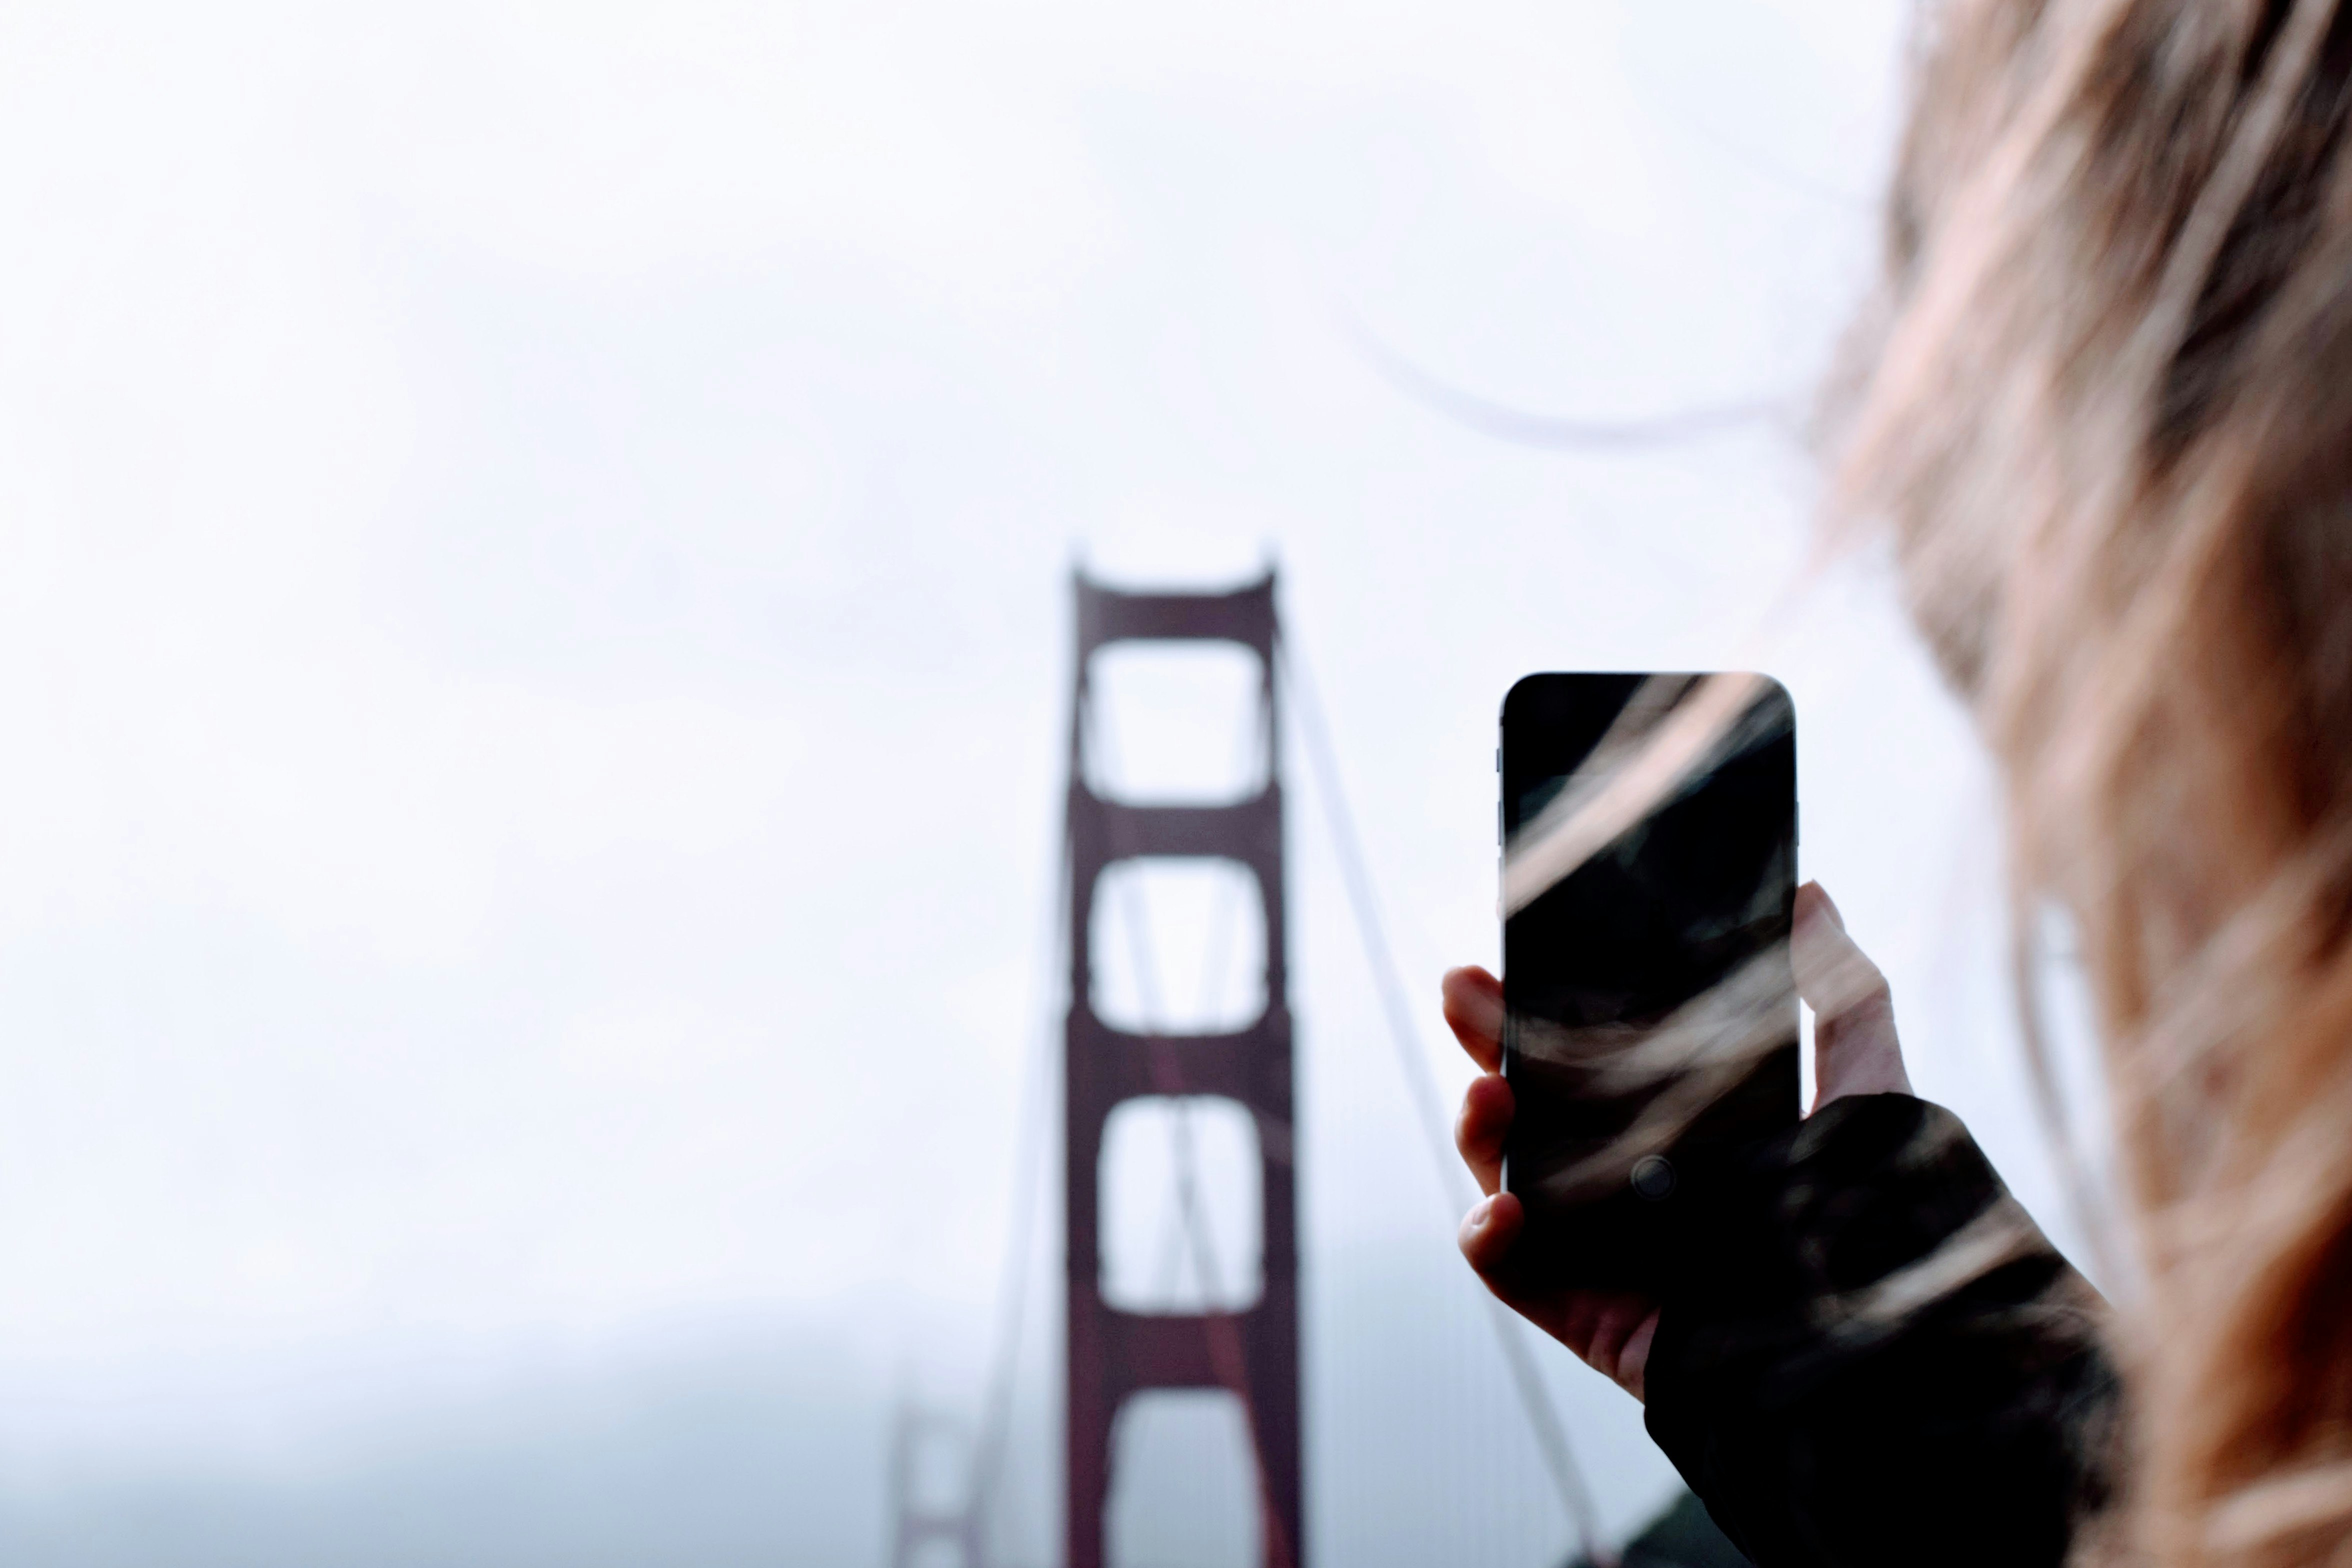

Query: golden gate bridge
886 568 1738 1568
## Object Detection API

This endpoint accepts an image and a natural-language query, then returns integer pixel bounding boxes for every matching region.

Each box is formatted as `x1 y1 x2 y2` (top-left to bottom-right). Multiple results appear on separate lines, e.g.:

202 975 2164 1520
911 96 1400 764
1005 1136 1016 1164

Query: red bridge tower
1062 570 1302 1568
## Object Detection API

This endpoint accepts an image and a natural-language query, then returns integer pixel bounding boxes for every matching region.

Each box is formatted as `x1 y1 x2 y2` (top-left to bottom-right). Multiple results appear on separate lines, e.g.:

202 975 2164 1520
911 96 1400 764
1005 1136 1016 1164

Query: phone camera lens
1630 1155 1677 1201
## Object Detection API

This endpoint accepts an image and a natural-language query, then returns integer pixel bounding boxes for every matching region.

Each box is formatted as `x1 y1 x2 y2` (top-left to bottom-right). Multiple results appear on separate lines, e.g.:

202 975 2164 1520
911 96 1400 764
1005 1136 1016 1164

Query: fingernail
1468 1194 1495 1233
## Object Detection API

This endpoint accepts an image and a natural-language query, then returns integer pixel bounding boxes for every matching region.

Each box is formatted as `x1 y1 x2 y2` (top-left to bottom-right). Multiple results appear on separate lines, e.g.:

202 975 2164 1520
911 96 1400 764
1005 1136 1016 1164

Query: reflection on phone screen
1500 672 1798 1289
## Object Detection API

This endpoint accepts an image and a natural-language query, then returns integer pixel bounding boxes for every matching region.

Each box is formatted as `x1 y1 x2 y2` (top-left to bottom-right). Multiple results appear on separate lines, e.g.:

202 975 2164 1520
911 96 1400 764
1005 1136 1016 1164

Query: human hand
1443 880 1910 1402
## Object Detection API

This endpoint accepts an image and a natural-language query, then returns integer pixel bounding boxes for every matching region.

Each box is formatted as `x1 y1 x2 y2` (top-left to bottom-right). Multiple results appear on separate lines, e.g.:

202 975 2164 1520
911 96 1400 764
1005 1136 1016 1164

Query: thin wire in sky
1340 306 1792 452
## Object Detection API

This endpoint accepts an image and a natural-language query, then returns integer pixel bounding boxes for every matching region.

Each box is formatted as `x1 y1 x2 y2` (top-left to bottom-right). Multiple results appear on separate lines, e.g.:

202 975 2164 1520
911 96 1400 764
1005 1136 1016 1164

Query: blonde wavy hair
1832 0 2352 1561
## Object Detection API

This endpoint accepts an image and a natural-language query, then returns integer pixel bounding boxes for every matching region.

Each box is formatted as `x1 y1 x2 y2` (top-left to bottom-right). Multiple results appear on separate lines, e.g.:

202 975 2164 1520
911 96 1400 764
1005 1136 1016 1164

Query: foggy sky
0 4 2109 1563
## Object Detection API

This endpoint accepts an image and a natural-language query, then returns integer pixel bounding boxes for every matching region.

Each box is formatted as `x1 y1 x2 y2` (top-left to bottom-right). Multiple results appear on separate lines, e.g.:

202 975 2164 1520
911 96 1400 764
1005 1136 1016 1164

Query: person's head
1832 0 2352 1559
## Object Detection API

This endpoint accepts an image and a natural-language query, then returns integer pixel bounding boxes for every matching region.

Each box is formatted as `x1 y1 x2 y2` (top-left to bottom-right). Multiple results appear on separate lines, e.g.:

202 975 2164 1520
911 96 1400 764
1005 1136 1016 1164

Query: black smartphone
1498 672 1800 1292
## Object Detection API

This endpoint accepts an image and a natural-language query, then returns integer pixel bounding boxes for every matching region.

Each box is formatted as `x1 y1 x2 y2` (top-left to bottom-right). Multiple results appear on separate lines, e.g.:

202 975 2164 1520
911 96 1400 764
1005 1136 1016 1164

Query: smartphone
1498 672 1800 1292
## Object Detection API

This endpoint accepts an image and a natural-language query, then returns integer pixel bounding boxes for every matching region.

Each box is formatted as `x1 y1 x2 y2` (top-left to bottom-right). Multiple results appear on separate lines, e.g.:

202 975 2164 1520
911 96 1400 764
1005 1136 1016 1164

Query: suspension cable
1278 622 1610 1566
967 832 1072 1566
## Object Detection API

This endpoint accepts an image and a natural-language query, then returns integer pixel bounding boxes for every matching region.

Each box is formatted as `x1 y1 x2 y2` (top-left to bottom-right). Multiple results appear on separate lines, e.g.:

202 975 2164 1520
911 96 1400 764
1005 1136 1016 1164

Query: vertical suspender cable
1277 626 1610 1568
969 834 1072 1568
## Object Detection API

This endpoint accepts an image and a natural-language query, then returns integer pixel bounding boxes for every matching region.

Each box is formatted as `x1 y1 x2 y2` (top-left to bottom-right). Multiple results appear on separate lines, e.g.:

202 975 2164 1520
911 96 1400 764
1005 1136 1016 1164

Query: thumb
1793 881 1911 1110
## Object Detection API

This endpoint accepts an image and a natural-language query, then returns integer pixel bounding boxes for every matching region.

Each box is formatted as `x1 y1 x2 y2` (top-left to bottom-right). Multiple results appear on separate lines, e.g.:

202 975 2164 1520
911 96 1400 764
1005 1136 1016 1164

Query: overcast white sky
0 3 2110 1564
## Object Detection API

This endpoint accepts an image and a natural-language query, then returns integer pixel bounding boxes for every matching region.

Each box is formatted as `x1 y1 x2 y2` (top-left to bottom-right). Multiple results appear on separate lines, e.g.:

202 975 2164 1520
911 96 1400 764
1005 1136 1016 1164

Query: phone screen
1499 672 1799 1290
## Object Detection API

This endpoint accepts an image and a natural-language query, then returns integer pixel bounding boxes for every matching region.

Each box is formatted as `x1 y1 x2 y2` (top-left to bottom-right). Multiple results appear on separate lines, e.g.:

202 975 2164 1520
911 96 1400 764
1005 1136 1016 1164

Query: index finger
1442 965 1505 1073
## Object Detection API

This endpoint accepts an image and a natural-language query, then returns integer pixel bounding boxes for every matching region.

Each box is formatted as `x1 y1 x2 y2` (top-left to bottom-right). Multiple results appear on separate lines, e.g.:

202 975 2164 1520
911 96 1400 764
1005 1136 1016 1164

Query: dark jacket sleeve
1642 1094 2122 1568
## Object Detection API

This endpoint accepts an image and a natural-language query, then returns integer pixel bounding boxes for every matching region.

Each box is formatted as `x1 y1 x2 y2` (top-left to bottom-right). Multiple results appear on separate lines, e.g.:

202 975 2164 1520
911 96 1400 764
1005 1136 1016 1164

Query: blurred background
0 2 2110 1564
